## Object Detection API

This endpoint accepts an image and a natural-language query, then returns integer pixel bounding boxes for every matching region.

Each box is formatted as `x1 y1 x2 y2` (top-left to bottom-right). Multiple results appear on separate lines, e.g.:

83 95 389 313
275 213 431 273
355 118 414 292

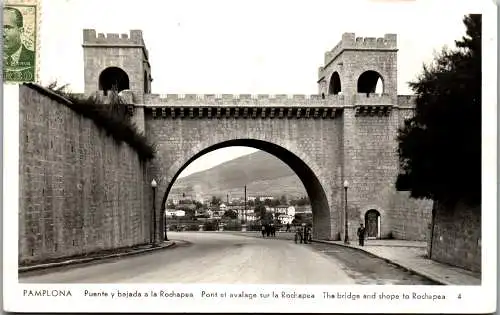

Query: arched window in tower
357 70 384 95
328 72 341 95
98 67 130 95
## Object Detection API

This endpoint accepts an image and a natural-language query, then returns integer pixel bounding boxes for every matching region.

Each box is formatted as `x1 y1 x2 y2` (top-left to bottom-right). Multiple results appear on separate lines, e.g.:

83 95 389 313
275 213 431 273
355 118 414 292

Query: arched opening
328 72 341 95
144 71 148 93
160 139 331 240
364 209 381 239
98 67 130 95
357 70 384 94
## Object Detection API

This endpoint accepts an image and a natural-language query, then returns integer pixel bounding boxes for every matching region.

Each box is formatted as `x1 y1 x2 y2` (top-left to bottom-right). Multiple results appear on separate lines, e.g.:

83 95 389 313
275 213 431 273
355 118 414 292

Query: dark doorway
365 209 380 239
99 67 130 95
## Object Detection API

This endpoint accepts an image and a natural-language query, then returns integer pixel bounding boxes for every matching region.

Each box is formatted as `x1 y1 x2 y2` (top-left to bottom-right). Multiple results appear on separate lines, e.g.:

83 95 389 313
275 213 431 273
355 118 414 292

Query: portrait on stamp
3 4 37 83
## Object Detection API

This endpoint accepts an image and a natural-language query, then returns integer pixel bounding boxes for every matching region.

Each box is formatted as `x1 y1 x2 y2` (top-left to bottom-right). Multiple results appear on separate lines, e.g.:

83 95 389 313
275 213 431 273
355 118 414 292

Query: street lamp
343 180 350 244
164 207 169 241
151 179 158 247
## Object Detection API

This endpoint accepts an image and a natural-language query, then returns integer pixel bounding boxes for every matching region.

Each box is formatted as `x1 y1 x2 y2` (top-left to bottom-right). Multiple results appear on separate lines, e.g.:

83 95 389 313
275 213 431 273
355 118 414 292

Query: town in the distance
165 191 310 232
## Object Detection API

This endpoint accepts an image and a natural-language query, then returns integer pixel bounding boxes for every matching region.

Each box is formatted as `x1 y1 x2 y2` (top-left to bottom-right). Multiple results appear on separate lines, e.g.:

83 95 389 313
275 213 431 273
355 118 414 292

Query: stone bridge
81 29 431 242
142 98 414 240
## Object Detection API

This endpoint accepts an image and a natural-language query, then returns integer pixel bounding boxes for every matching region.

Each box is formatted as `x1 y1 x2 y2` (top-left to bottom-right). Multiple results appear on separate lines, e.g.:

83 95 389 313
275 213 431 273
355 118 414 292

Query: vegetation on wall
26 82 156 161
396 14 481 206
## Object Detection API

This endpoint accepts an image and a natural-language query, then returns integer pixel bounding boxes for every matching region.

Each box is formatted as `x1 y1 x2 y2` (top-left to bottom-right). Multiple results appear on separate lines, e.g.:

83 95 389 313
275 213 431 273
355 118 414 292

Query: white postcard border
3 0 498 313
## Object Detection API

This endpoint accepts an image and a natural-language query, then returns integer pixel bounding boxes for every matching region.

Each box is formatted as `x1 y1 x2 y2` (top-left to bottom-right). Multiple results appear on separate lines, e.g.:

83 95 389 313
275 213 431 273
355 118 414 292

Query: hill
169 150 307 200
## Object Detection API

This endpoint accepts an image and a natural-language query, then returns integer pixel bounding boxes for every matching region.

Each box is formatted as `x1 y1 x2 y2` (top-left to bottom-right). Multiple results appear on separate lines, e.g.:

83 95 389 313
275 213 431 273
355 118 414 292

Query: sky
35 0 491 178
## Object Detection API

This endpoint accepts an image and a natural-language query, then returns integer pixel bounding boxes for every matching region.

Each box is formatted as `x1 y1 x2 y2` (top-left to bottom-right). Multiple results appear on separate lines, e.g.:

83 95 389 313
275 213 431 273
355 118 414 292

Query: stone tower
317 32 398 103
82 29 152 133
82 29 152 100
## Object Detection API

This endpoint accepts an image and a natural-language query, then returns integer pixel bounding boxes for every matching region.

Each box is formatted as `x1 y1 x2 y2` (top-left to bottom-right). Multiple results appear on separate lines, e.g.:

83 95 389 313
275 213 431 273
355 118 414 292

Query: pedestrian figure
261 225 266 238
357 223 366 246
266 225 271 237
286 223 290 232
294 227 301 244
303 224 309 244
270 224 275 237
300 223 306 244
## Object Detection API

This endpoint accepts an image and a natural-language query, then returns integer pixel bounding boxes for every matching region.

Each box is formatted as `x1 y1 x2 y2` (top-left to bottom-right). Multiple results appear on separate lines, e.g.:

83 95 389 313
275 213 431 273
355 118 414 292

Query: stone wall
18 85 152 265
429 200 481 272
389 192 433 240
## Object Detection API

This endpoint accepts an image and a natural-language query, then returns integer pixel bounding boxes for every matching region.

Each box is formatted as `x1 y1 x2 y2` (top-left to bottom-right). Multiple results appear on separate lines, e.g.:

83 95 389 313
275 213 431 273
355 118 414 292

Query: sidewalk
19 241 176 273
313 239 481 285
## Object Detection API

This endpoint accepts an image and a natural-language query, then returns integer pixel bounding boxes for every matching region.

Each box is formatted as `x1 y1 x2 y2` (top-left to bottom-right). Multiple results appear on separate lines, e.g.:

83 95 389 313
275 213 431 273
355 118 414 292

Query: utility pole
244 185 247 222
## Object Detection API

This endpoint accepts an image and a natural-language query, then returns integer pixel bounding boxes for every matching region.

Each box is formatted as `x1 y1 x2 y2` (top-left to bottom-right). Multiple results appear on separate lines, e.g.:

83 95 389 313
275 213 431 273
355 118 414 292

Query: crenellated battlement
144 93 346 106
82 29 149 59
319 32 397 76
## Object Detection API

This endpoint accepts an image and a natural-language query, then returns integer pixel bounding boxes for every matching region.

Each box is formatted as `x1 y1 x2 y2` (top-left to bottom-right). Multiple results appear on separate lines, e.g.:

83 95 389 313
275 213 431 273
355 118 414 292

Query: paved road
19 232 435 284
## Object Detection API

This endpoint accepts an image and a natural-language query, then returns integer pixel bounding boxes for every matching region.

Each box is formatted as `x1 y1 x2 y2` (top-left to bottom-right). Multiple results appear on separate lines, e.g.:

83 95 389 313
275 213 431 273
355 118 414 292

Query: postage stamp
3 0 40 83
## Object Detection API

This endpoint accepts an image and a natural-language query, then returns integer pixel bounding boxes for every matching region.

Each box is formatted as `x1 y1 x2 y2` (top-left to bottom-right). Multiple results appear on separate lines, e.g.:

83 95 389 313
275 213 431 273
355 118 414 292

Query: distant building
165 210 186 217
277 214 294 225
295 205 312 214
265 206 290 215
248 196 275 201
230 197 241 203
166 197 180 206
242 213 257 222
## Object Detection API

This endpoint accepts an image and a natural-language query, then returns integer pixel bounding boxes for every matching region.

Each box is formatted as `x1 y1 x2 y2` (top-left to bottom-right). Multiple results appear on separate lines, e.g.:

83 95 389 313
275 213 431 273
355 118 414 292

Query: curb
311 239 448 285
19 241 177 273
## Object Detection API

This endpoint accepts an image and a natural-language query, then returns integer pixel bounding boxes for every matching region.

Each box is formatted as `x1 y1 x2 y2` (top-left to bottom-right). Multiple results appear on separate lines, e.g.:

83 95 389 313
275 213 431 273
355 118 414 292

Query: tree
291 196 310 206
223 209 238 219
255 204 266 220
193 201 204 210
211 196 222 206
294 213 304 223
271 199 281 207
396 14 481 206
280 195 288 205
264 198 273 207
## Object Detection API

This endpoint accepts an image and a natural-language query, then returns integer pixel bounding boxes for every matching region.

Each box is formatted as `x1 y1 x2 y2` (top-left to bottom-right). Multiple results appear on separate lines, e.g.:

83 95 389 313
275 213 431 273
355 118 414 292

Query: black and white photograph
2 0 497 313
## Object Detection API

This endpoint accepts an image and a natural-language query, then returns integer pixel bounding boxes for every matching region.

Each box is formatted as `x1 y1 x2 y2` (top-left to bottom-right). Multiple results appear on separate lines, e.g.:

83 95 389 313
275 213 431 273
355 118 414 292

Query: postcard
3 0 497 313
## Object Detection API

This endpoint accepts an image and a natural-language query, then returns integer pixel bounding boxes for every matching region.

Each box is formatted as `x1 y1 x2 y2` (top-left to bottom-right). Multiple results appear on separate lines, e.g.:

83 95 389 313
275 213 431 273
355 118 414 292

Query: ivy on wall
25 82 156 161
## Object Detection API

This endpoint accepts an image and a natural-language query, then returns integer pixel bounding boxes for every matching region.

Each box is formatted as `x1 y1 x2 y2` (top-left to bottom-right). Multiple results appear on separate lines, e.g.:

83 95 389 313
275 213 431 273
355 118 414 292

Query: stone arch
158 139 334 240
357 70 384 94
363 208 381 239
328 72 342 95
98 67 130 95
